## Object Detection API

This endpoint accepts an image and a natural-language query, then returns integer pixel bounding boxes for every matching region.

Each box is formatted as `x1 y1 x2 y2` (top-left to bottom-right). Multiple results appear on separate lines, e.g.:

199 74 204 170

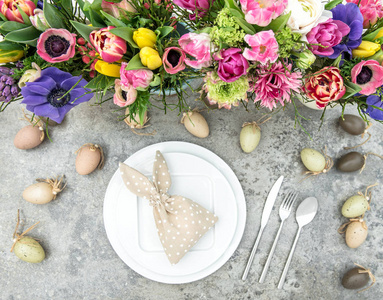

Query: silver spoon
277 197 318 289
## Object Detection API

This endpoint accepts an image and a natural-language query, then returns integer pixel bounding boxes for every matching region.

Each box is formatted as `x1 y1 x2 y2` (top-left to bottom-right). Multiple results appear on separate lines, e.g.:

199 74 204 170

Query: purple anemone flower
330 3 363 59
21 67 93 123
364 93 383 120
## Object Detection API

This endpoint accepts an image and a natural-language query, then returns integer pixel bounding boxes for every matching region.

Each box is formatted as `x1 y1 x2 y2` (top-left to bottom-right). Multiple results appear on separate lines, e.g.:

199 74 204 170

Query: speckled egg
342 195 369 218
14 125 44 150
13 236 45 263
300 148 326 172
345 221 368 248
240 124 261 153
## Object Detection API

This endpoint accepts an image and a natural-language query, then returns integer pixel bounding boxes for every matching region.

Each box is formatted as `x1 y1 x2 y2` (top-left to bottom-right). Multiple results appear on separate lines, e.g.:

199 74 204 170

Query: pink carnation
346 0 383 28
251 61 302 110
120 62 153 89
178 33 211 69
240 0 288 27
243 30 279 65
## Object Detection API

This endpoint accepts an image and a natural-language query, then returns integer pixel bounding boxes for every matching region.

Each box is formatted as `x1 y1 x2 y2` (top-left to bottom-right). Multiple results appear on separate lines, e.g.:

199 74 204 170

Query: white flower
284 0 332 36
18 63 42 88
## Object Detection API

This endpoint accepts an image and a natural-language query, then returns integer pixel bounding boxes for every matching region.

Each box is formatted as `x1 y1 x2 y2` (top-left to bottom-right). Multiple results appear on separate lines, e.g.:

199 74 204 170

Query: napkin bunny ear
119 163 157 199
152 151 171 194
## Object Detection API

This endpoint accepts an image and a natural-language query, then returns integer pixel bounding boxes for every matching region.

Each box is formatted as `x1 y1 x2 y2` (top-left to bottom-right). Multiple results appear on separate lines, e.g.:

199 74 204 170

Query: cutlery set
242 176 319 289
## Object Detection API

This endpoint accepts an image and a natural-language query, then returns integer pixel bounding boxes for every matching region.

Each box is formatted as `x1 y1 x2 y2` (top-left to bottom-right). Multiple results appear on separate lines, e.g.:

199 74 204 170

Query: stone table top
1 94 382 300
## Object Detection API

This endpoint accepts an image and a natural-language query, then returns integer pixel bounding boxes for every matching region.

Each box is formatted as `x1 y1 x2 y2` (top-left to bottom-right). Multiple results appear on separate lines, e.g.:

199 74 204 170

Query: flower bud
352 41 381 58
94 60 121 77
18 63 42 88
133 28 157 49
295 50 316 69
30 9 50 31
139 47 162 70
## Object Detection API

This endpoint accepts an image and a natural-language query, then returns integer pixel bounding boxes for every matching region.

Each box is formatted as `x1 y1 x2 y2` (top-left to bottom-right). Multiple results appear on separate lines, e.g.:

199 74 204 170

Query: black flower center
121 90 127 100
45 35 70 58
47 88 71 107
356 66 373 85
167 50 181 67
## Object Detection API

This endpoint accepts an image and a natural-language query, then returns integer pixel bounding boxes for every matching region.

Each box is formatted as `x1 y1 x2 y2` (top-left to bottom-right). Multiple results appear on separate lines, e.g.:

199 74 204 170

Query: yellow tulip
139 47 162 70
352 41 381 58
0 49 24 63
133 28 157 49
95 60 121 77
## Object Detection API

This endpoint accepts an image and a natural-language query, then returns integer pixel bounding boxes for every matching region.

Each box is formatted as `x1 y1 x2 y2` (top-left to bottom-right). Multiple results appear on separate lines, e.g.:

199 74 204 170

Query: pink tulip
243 30 279 65
0 0 35 23
90 26 127 63
162 47 186 74
120 62 153 89
101 0 136 18
178 33 211 69
346 0 383 28
214 48 248 83
113 79 137 107
240 0 288 27
37 28 76 63
351 60 383 95
173 0 213 20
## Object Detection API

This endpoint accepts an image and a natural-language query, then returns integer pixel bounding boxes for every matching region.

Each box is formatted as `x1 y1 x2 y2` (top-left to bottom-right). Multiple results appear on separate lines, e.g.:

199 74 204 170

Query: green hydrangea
275 27 302 58
210 8 246 48
204 72 249 108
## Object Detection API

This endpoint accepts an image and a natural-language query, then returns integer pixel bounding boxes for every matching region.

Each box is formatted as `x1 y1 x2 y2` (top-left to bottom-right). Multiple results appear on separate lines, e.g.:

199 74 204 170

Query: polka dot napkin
119 150 219 265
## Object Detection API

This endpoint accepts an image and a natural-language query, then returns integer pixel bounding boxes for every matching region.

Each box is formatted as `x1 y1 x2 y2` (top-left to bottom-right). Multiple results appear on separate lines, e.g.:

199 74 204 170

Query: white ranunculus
284 0 333 36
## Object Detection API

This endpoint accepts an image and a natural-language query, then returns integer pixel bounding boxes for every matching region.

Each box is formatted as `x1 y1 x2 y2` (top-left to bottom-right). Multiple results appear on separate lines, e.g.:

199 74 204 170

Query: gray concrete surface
1 90 382 300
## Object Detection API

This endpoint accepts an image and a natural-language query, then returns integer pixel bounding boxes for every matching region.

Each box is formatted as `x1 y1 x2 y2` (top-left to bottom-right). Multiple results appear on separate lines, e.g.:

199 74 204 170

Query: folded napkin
119 151 218 264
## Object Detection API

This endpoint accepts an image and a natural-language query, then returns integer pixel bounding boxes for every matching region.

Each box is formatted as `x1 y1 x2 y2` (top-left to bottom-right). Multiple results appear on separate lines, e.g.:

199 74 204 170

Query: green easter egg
342 195 369 218
300 148 326 172
14 236 45 263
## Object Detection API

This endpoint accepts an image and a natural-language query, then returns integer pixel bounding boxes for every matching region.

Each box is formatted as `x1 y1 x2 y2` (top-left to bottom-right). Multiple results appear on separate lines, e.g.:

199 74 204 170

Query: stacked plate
103 142 246 283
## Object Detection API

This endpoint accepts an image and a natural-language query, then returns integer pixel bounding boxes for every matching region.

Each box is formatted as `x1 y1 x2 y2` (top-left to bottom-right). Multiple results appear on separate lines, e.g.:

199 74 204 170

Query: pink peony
113 79 137 107
214 48 248 83
101 0 136 18
162 47 186 74
243 30 279 65
90 26 127 63
346 0 383 28
37 29 76 63
178 33 211 69
251 61 302 110
306 19 350 57
351 60 383 95
240 0 288 27
120 62 153 89
0 0 35 23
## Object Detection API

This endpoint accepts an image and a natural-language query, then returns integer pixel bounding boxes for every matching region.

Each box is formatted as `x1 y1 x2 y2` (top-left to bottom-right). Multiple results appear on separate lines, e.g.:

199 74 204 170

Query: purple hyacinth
0 67 20 103
20 67 93 123
330 3 363 59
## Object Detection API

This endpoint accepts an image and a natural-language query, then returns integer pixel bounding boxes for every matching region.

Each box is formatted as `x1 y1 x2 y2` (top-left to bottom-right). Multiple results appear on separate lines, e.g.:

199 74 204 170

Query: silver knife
242 175 284 280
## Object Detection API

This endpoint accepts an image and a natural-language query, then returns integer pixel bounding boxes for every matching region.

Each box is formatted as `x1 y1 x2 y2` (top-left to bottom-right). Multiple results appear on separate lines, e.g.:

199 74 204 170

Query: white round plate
103 142 246 284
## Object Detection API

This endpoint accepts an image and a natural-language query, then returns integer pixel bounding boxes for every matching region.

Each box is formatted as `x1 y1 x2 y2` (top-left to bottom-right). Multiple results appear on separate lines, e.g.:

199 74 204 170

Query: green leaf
344 82 362 99
77 0 91 20
0 40 24 50
70 21 100 43
228 8 244 19
225 0 241 11
324 0 343 10
85 74 115 90
0 12 7 22
265 12 291 32
157 26 174 38
234 16 256 34
5 26 41 46
126 54 144 70
89 9 106 28
100 11 126 27
109 27 138 48
0 21 28 32
60 0 74 18
43 0 66 29
16 4 32 25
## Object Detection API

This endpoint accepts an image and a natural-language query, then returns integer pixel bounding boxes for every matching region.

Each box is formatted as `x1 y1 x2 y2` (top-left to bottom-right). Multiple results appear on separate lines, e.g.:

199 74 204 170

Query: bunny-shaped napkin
119 151 218 264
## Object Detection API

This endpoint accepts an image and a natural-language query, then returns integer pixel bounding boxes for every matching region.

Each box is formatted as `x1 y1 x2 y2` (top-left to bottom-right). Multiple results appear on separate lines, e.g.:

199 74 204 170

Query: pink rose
101 0 136 18
113 79 137 107
240 0 288 26
0 0 35 23
243 30 279 65
120 63 153 89
306 19 350 57
178 33 211 69
351 60 383 95
90 26 127 63
37 29 76 63
162 47 186 74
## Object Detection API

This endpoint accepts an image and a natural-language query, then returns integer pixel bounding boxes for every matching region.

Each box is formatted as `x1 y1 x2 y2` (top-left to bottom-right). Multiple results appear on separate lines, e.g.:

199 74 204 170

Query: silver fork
259 192 298 283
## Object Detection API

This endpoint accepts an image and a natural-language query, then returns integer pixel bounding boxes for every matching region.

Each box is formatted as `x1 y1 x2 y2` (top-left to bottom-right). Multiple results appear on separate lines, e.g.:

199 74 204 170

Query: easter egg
240 124 261 153
14 125 44 150
339 115 366 135
23 182 54 204
75 144 102 175
182 112 209 138
345 221 368 248
13 236 45 263
337 152 365 172
341 195 369 218
342 267 370 290
300 148 326 172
